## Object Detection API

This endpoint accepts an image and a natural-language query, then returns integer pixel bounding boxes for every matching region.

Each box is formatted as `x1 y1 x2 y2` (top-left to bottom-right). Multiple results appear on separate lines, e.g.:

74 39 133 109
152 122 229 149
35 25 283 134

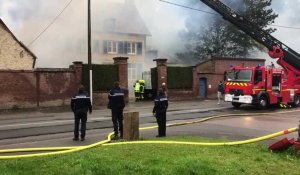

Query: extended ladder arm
199 0 300 75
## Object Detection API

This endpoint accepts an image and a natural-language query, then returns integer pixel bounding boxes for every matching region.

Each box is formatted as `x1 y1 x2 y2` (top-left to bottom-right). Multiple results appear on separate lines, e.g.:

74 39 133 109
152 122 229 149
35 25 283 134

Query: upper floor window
104 41 117 54
127 42 137 54
103 40 142 55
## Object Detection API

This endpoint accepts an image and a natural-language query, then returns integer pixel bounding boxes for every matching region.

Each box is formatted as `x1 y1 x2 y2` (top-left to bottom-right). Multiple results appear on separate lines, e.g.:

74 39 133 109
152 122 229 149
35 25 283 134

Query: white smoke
0 0 300 68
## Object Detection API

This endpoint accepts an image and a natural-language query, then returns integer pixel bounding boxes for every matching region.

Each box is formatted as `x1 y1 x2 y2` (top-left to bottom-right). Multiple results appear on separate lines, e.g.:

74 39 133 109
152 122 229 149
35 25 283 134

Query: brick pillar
72 61 83 88
154 58 168 89
113 57 129 102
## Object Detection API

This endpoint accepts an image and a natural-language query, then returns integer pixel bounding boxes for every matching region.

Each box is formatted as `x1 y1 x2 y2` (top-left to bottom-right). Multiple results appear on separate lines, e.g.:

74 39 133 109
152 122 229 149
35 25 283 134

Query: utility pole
88 0 93 104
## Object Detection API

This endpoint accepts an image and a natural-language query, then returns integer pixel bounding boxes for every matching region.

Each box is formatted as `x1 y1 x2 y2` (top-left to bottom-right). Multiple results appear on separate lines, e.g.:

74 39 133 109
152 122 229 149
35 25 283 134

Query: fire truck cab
224 65 300 109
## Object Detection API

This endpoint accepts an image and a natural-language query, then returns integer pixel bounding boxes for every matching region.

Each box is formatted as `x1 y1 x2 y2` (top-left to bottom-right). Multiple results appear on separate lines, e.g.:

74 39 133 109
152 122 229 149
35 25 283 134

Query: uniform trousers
74 112 87 139
156 112 166 136
111 107 124 136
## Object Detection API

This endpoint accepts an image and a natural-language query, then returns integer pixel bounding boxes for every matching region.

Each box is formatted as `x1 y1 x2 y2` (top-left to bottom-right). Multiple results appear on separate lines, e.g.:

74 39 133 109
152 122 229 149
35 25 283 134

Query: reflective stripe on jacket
153 95 168 114
109 88 125 109
71 92 92 113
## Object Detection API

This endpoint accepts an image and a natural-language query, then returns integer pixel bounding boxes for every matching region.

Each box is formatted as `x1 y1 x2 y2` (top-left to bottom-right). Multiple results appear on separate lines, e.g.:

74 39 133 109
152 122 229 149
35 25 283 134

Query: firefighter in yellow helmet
139 79 145 100
133 80 140 102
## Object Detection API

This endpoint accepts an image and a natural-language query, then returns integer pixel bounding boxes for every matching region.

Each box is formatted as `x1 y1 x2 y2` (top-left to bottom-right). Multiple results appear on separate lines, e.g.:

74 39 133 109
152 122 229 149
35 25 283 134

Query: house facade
88 0 150 97
0 19 36 70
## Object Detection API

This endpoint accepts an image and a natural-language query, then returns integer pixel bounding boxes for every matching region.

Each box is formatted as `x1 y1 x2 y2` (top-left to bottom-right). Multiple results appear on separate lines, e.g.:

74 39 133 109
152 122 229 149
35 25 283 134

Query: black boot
111 133 119 140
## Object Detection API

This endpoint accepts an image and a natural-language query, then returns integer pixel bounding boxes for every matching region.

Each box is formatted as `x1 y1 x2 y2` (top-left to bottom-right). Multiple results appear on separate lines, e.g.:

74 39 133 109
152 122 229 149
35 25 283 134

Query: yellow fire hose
0 109 299 160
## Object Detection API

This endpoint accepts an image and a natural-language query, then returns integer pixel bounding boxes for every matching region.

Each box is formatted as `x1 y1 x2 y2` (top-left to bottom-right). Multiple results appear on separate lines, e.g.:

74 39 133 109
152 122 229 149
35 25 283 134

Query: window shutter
137 42 142 55
118 41 124 54
124 42 128 54
103 41 108 54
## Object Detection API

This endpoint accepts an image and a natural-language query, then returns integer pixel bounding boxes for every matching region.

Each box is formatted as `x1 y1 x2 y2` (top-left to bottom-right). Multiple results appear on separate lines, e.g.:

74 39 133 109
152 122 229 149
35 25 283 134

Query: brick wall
0 62 82 109
36 69 79 107
0 70 36 109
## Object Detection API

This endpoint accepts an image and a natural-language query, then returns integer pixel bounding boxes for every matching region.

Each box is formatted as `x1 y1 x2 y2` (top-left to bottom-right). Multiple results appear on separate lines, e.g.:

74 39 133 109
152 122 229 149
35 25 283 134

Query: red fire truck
200 0 300 109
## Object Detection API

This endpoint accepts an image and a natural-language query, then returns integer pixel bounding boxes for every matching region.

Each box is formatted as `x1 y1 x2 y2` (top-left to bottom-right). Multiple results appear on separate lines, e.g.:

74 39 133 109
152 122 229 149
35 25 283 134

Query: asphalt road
0 100 299 149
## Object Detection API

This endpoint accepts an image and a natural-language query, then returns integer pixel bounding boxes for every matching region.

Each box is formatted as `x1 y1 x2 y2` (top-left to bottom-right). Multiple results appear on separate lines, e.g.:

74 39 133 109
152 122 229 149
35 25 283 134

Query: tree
177 0 278 64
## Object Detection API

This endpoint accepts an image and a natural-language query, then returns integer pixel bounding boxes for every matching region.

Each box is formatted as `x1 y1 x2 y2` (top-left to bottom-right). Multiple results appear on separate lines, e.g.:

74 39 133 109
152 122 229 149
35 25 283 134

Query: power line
159 0 300 30
159 0 217 15
27 0 74 47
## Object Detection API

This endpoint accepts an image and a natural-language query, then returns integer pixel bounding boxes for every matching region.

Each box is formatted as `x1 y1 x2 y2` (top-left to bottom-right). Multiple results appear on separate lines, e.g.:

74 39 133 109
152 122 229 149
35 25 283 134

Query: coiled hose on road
0 110 299 160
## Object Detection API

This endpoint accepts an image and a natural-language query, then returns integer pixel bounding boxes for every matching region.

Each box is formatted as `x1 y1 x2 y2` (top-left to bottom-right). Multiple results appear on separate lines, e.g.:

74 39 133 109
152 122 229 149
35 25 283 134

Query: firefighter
71 85 92 141
152 88 168 137
217 81 225 105
139 79 145 100
108 81 125 140
133 80 140 102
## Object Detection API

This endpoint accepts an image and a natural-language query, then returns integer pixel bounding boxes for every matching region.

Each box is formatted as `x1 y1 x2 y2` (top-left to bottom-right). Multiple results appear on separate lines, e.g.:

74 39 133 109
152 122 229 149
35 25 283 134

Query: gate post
123 112 139 140
154 58 168 89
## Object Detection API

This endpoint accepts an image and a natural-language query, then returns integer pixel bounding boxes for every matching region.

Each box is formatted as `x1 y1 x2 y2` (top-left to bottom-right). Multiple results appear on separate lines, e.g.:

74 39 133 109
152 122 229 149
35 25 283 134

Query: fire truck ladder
199 0 300 76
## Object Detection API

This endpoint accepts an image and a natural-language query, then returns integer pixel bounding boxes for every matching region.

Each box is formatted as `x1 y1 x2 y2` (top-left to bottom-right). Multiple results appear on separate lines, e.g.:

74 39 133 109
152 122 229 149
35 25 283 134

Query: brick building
0 18 36 70
195 57 265 98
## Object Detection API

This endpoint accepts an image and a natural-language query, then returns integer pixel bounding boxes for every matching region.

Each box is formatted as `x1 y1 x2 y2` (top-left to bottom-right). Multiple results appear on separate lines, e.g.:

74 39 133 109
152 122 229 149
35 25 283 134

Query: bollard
123 112 139 140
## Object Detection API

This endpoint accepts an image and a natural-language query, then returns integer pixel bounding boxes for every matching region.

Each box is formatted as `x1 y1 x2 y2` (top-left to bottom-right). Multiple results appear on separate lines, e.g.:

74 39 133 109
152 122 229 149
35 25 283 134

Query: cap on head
79 85 85 92
114 81 120 88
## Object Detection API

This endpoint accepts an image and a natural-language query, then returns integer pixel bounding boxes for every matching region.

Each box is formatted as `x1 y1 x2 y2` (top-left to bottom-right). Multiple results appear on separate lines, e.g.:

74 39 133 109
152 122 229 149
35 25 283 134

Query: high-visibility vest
134 83 140 92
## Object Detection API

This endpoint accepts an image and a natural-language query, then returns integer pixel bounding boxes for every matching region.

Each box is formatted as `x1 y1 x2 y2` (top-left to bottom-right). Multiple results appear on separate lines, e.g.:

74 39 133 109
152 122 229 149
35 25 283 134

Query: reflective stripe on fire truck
226 82 248 86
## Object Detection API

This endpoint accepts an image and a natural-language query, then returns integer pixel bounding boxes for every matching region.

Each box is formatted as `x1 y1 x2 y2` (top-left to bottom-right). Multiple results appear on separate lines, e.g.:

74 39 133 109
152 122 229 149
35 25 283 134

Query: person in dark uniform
108 81 126 140
71 85 92 141
152 88 168 137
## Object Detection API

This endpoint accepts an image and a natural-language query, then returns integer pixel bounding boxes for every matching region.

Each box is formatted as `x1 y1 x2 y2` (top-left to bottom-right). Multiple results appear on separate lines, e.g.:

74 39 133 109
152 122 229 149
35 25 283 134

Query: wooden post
123 112 139 140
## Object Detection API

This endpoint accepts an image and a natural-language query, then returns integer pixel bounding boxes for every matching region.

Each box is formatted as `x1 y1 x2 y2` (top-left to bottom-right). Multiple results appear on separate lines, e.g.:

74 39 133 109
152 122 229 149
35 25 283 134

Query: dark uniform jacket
152 95 168 114
218 83 225 93
71 92 92 113
109 88 125 109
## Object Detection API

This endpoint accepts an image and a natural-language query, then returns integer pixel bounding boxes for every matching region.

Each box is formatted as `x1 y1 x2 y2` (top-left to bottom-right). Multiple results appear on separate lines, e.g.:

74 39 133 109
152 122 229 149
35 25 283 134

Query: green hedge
151 68 158 89
82 64 119 91
167 67 193 89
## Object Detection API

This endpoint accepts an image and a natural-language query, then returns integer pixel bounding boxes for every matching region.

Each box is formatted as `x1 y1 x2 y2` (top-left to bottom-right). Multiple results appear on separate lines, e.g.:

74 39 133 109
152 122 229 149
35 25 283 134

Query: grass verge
1 136 299 175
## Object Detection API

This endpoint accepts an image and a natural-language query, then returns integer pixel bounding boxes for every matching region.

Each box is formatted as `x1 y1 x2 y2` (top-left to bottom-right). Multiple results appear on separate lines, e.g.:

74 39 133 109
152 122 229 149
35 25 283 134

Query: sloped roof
93 2 151 36
196 56 265 66
0 18 37 68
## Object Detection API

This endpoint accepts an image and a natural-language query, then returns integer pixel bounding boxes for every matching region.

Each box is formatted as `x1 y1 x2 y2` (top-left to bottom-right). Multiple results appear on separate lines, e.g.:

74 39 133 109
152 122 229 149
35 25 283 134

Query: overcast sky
1 0 300 67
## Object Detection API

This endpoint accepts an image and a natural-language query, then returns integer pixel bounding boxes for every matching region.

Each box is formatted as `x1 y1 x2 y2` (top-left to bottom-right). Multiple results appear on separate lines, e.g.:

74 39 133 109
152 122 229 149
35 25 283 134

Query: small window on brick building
20 50 24 58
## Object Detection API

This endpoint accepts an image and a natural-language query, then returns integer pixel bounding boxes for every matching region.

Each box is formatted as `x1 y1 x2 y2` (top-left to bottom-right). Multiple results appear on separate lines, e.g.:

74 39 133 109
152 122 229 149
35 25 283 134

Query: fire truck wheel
232 102 241 108
292 95 300 107
258 96 269 109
